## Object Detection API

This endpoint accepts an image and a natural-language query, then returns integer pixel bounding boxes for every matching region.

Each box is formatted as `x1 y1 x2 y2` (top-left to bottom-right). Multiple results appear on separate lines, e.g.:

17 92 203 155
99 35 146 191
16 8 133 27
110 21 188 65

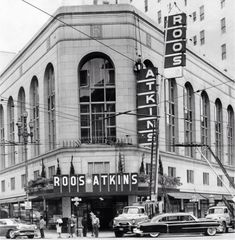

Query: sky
0 0 79 71
0 0 134 72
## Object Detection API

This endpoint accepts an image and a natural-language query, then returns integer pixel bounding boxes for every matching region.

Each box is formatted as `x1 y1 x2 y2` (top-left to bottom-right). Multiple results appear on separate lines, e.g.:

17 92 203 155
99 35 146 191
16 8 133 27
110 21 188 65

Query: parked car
133 212 220 237
113 206 149 237
0 218 37 239
206 204 235 233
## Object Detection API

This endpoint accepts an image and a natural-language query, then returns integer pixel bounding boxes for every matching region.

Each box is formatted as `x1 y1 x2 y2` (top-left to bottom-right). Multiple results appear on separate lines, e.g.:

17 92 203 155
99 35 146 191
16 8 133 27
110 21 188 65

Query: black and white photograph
0 0 235 239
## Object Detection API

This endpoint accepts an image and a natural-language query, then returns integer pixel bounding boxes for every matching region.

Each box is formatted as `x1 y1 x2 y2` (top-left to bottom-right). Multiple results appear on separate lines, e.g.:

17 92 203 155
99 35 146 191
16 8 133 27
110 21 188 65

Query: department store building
0 4 234 228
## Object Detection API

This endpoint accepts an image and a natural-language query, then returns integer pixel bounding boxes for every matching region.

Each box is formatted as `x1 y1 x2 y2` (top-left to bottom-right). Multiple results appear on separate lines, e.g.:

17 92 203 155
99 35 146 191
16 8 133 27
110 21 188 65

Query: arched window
44 63 56 150
184 82 195 157
7 97 15 166
227 105 234 165
30 77 40 156
0 105 5 170
17 87 26 163
79 53 116 143
200 91 210 158
215 99 223 161
165 78 178 152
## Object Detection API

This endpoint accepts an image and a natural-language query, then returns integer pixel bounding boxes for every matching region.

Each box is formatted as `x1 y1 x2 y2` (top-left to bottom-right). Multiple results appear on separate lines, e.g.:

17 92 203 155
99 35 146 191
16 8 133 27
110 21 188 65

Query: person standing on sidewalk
56 217 63 238
39 216 46 239
93 215 100 238
69 214 76 237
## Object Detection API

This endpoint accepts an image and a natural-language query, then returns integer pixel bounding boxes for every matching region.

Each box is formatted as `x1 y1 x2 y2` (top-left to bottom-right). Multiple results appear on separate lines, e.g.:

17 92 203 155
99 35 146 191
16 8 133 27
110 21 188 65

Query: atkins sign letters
53 173 138 194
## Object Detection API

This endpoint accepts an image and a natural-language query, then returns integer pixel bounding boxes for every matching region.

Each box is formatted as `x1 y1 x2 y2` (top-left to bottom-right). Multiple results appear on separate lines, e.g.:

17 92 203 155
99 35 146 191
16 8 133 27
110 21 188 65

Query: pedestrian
69 214 76 238
39 216 46 239
89 212 95 237
56 217 63 238
82 215 88 237
93 215 100 238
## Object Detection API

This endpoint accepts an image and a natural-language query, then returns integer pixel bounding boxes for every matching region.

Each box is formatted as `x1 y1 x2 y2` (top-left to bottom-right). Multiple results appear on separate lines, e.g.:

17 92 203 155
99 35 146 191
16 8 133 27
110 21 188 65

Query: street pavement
35 229 235 239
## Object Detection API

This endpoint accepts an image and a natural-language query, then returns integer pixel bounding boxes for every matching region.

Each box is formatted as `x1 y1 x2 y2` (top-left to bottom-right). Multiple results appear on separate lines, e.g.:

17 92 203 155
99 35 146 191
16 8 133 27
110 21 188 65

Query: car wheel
149 232 160 238
7 230 16 239
206 227 217 236
114 231 124 237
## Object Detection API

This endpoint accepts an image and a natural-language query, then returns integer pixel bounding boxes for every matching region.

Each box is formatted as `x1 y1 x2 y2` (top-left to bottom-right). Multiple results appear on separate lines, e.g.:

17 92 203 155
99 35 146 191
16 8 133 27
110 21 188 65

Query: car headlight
132 219 136 224
113 220 117 225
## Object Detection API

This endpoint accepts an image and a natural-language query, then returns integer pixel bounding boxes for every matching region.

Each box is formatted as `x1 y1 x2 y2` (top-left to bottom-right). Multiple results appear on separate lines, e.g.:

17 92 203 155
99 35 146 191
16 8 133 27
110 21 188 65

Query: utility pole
175 143 235 201
16 111 34 218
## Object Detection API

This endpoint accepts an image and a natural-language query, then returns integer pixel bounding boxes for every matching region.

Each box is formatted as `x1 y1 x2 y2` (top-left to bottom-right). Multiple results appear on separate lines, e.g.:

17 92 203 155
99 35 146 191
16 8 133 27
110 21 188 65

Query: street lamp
16 111 33 203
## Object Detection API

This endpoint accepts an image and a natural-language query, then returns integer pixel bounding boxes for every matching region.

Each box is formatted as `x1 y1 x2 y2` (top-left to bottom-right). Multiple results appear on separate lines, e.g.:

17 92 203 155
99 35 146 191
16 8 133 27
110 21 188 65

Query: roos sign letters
164 13 187 78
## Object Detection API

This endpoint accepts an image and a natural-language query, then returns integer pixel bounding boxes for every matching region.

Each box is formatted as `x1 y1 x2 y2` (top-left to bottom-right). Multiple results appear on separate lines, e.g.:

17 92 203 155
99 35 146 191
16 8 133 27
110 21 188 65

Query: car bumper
133 228 143 235
113 225 136 233
14 230 36 237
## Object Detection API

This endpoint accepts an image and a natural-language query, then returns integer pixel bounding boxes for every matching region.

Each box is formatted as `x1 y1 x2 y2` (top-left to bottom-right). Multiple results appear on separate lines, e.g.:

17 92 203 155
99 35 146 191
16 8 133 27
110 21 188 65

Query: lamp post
16 111 33 204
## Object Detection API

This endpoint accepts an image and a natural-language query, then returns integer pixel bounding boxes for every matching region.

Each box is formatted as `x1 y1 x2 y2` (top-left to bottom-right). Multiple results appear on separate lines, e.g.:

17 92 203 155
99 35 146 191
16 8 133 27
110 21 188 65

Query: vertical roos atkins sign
164 13 187 78
136 67 158 147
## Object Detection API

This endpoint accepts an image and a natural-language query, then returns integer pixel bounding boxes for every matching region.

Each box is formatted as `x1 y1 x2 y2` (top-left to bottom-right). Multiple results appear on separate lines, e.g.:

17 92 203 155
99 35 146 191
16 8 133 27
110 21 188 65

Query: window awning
168 192 233 201
167 192 205 200
0 196 38 205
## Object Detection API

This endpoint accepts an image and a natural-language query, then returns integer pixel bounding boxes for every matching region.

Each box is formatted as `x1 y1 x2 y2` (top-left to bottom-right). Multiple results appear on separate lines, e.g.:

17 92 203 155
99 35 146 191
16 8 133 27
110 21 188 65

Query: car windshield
208 208 224 214
123 207 139 214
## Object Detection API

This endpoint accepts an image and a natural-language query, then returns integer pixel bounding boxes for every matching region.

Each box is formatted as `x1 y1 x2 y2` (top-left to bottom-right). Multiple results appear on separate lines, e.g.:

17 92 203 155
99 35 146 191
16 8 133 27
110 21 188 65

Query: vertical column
62 197 71 218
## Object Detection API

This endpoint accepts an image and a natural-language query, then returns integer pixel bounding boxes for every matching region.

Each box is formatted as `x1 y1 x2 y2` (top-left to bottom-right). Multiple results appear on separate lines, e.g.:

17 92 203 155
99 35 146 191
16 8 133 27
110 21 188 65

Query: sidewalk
37 229 114 239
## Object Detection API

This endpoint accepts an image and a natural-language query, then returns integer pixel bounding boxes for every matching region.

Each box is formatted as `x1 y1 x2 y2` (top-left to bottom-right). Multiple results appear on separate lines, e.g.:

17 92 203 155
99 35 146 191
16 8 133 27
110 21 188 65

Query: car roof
152 212 194 219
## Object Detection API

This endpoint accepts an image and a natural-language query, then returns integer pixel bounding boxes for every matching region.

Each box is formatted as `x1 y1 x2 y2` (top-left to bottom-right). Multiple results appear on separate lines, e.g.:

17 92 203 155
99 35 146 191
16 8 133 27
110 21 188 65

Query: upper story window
200 91 210 158
33 170 40 180
10 177 15 190
192 11 196 21
0 105 5 170
221 44 226 60
30 77 40 156
21 174 26 189
187 169 194 184
44 64 56 151
200 5 204 21
168 166 176 178
165 79 178 153
193 35 197 46
157 10 162 24
217 175 223 187
7 97 15 166
227 106 234 165
79 53 116 144
1 180 5 192
48 166 55 178
215 99 223 161
221 18 226 33
184 83 195 158
144 0 148 12
17 87 26 163
203 172 209 185
88 162 110 175
200 30 205 45
221 0 225 8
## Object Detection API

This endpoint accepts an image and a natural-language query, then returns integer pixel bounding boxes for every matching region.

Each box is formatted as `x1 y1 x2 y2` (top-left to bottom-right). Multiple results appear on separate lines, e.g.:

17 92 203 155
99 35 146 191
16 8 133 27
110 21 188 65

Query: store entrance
77 196 128 230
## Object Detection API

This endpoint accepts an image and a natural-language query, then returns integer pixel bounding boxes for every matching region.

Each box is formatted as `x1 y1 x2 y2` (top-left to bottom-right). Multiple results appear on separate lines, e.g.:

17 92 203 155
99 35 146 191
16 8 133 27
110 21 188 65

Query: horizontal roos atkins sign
53 173 138 194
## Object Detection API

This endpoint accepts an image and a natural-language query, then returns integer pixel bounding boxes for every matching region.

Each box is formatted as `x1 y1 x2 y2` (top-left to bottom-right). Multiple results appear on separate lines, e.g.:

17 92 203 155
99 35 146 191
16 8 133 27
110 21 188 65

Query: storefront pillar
62 197 71 218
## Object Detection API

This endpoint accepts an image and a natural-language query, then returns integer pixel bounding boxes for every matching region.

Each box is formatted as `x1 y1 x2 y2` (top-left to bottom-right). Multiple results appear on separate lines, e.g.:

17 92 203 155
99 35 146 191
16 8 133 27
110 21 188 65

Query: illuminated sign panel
164 13 187 78
136 67 158 147
53 173 138 194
